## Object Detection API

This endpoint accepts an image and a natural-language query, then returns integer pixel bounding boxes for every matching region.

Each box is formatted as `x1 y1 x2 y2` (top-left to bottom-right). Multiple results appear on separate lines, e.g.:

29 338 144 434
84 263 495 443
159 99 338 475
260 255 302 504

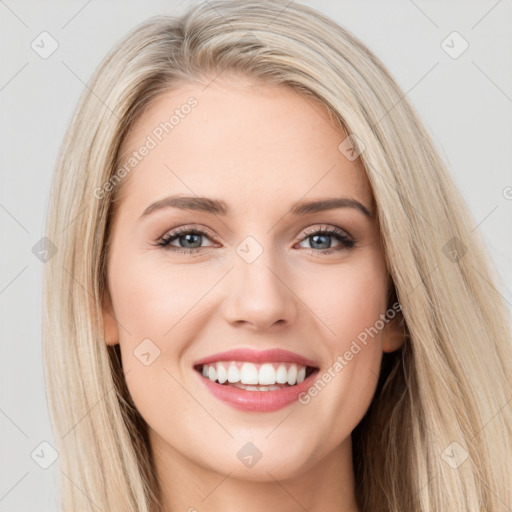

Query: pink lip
193 348 319 368
193 348 320 413
195 368 320 412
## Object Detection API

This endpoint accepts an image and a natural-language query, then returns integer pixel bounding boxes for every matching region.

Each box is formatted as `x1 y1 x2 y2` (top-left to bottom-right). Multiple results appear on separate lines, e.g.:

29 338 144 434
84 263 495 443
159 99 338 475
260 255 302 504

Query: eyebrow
139 195 372 219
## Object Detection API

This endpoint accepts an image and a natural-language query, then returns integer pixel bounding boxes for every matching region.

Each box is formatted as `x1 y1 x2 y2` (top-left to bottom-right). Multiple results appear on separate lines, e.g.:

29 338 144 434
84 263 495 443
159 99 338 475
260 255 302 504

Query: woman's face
103 77 403 484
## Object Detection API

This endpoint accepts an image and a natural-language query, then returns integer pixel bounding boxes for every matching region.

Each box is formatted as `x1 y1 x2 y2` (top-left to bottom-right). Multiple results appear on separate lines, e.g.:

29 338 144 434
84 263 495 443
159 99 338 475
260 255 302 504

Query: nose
221 248 299 332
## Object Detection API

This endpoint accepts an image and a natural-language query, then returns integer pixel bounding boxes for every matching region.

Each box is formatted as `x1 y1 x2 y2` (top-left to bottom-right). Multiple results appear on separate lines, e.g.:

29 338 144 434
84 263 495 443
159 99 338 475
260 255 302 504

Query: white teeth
258 363 276 385
275 364 288 384
199 361 313 388
240 362 259 385
227 364 240 383
231 383 284 391
216 362 228 384
287 364 298 385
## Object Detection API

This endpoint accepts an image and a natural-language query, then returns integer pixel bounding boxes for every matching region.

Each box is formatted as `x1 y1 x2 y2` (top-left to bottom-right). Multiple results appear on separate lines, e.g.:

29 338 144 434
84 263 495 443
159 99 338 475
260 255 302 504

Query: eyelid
298 224 354 242
158 224 218 243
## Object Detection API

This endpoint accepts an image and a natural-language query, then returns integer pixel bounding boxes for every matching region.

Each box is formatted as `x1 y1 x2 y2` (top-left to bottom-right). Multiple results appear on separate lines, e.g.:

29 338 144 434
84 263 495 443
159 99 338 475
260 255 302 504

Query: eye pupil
310 234 331 250
180 233 201 248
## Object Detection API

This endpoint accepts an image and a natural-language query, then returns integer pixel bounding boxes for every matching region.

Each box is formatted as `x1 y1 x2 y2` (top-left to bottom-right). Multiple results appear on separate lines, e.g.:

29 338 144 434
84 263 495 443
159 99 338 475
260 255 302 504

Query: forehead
114 78 373 218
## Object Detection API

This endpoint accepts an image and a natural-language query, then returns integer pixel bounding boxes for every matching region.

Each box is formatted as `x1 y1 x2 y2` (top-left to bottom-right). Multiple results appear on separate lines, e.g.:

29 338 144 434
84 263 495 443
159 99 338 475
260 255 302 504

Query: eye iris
310 234 331 250
179 233 202 248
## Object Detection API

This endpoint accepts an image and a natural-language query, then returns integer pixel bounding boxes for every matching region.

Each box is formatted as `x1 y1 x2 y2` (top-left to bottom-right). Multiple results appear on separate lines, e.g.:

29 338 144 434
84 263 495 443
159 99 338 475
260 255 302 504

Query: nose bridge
222 234 298 330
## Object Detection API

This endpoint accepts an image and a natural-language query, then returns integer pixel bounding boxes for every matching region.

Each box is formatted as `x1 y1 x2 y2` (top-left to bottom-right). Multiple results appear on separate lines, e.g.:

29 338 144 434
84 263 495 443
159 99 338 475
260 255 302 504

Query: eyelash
156 224 355 256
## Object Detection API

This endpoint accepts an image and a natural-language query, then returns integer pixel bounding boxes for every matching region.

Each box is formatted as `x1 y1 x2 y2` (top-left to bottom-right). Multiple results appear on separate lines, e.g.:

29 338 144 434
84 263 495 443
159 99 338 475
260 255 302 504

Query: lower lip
195 369 319 412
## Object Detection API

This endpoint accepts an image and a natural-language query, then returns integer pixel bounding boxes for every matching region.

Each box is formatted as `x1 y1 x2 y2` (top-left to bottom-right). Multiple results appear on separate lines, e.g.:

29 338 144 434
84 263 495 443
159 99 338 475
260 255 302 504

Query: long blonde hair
43 1 512 510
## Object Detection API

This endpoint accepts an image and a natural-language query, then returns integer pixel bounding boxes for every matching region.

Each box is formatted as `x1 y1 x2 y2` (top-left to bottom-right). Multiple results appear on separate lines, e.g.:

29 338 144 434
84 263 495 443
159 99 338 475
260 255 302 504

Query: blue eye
298 227 355 252
157 227 215 253
156 225 355 255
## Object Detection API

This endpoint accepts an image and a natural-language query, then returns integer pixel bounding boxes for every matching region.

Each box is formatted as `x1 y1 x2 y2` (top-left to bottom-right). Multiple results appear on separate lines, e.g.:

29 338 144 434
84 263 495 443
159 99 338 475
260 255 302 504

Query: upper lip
193 348 319 368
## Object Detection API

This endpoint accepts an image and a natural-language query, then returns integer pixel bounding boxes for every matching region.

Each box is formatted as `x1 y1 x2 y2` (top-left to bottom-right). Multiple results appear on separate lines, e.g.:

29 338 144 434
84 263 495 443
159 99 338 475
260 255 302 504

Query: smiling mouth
193 361 319 391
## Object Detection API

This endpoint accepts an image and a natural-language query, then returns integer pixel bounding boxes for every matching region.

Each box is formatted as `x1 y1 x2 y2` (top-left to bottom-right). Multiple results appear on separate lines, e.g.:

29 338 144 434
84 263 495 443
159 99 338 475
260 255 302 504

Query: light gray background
1 1 511 510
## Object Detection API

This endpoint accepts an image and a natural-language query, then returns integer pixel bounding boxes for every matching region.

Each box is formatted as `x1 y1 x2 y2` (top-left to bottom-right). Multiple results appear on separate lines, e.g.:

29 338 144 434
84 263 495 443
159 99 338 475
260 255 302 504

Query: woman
43 1 512 511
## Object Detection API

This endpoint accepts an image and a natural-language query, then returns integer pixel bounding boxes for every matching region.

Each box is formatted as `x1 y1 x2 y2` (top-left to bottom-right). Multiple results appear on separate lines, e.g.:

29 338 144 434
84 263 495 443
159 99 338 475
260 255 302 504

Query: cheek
300 259 388 350
107 254 228 420
109 255 205 431
294 261 387 421
108 253 220 340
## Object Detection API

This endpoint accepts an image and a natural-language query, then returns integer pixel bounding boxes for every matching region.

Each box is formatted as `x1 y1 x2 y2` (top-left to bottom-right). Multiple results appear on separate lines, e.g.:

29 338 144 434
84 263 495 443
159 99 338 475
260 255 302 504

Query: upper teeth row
201 362 308 386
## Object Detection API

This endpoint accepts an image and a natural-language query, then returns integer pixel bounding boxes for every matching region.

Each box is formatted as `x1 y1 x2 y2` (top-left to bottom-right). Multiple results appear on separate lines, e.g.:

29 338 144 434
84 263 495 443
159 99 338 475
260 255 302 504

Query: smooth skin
102 76 404 512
